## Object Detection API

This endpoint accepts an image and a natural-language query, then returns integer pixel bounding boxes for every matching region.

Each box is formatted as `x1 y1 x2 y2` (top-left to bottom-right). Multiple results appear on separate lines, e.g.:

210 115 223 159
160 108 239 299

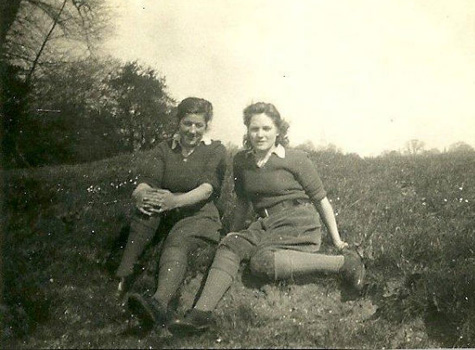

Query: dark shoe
341 249 366 294
168 309 213 336
127 293 168 328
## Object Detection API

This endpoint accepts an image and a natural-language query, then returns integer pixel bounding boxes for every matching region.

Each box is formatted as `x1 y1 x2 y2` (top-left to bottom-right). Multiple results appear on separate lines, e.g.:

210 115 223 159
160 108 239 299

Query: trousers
116 201 222 278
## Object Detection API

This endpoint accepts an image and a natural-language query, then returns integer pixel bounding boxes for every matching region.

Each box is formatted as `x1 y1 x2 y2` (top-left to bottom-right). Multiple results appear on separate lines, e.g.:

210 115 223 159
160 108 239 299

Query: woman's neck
254 146 276 168
254 145 276 158
181 145 196 157
181 144 195 152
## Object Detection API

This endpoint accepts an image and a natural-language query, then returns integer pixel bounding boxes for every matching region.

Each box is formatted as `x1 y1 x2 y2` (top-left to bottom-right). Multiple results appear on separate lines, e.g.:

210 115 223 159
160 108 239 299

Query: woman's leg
152 246 188 308
247 205 357 282
250 248 364 291
168 228 262 334
152 214 221 308
272 249 343 279
127 213 221 327
193 246 241 311
116 212 161 278
192 230 260 311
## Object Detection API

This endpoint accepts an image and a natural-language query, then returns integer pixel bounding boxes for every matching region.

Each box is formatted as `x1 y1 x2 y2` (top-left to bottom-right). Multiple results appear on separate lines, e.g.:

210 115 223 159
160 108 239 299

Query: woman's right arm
230 197 250 232
132 143 168 215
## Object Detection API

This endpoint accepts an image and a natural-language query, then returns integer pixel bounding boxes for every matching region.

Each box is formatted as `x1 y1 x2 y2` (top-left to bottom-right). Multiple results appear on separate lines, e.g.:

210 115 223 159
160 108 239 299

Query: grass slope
2 149 475 348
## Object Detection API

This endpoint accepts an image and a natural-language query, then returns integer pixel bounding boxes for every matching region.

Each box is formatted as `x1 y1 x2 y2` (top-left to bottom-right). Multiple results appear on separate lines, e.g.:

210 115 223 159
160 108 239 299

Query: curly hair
176 97 213 124
242 102 289 148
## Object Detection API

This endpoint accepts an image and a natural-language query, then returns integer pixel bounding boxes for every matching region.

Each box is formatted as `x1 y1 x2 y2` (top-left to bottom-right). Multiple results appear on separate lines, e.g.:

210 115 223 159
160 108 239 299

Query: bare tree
404 139 425 155
2 0 109 80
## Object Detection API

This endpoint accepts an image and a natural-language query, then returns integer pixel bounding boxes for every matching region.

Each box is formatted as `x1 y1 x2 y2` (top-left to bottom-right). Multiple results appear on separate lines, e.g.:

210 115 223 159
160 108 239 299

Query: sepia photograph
1 0 475 348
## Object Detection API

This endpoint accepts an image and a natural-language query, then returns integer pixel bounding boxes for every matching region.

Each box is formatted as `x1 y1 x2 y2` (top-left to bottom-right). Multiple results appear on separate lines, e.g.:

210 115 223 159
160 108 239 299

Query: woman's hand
154 183 213 213
133 185 170 216
152 190 181 213
334 239 349 251
132 182 213 215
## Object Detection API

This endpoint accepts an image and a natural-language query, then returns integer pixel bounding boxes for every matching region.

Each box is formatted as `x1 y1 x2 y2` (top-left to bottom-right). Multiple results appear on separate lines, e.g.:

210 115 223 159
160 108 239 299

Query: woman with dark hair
116 97 227 329
169 102 365 334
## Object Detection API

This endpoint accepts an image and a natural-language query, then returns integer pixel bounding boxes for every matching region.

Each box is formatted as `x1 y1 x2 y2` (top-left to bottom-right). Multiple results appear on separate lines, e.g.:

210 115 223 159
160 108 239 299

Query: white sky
104 0 475 156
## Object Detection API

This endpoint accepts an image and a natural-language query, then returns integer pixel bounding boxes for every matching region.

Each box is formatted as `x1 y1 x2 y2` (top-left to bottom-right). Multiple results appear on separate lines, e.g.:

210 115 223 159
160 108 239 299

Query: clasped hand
135 188 179 216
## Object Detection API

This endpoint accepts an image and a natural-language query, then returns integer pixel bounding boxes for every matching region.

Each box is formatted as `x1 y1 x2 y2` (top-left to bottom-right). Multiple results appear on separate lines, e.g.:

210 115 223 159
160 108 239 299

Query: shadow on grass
240 264 345 295
117 317 155 338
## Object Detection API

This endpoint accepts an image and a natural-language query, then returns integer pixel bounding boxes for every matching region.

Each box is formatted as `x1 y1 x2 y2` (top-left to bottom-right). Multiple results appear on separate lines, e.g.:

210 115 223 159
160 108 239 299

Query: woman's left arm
152 183 214 213
315 196 349 251
152 143 228 213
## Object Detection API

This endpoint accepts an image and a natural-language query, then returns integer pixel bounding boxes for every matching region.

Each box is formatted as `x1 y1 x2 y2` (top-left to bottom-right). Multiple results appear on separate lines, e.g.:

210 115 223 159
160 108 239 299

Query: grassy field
2 148 475 349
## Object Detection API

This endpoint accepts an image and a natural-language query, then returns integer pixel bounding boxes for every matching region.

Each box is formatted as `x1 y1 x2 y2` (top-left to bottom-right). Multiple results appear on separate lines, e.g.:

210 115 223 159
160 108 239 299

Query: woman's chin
182 138 201 148
253 145 271 153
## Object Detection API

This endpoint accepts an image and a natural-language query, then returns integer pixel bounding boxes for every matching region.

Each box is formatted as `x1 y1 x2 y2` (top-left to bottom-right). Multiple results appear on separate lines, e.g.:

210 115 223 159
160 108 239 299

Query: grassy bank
2 149 475 348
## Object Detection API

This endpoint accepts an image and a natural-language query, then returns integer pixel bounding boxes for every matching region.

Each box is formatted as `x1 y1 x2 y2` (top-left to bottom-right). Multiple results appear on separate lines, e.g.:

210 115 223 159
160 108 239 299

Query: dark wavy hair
242 102 289 148
176 97 213 124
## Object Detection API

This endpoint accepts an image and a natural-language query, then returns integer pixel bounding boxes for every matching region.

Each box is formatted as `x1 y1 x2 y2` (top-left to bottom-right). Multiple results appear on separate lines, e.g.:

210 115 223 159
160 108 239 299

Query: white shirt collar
246 144 286 158
272 144 286 158
248 144 286 167
171 133 212 150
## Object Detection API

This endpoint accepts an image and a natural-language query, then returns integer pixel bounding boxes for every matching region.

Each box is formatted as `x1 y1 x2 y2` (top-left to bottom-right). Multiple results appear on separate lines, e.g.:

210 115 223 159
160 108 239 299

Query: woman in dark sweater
116 97 227 328
169 102 365 334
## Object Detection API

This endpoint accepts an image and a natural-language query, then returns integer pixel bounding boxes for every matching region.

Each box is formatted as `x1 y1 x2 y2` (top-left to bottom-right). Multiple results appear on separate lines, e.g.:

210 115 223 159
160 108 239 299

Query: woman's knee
249 249 276 281
131 211 161 230
219 232 252 258
220 232 241 246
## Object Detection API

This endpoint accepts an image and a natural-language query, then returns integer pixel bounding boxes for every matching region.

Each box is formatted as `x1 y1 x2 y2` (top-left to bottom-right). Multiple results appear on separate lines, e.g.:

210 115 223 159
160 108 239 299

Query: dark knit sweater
137 139 227 199
233 148 326 210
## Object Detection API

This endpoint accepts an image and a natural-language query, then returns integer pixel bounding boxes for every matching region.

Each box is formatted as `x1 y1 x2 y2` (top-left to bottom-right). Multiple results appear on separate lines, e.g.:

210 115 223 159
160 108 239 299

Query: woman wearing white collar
116 97 227 331
169 102 365 335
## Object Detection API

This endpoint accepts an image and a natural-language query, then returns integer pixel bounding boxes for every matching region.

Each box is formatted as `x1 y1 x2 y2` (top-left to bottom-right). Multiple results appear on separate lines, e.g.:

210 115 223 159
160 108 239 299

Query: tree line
1 0 177 168
2 1 473 168
2 58 177 167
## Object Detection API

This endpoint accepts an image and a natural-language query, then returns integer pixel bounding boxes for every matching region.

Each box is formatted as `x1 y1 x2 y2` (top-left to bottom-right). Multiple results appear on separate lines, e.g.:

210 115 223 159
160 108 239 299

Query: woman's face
247 113 279 154
178 113 207 148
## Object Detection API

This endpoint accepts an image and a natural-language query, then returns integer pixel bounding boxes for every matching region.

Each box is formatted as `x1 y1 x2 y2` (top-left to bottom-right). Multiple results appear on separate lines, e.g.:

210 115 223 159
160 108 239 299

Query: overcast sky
104 0 475 156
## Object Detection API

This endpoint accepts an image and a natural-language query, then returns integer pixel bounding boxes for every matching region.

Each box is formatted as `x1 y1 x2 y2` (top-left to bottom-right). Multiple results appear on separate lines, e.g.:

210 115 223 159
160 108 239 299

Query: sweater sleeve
198 142 227 197
135 143 166 188
291 150 327 203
